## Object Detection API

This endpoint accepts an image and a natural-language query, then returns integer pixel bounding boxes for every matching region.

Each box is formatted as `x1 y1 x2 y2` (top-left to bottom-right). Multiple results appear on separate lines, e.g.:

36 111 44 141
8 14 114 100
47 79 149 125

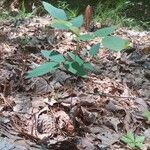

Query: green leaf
121 136 133 144
89 43 100 56
65 52 87 77
51 20 71 30
42 1 67 20
70 15 83 28
135 135 145 149
64 61 77 74
41 50 51 59
67 52 76 59
121 133 145 150
50 54 65 63
120 132 135 144
142 111 150 122
64 61 87 77
128 143 136 149
121 132 136 149
67 52 84 65
51 20 80 35
41 50 60 58
94 26 116 37
127 132 135 141
26 62 59 78
69 26 80 36
41 50 66 63
71 61 87 77
78 34 95 41
83 62 95 72
135 136 145 143
136 142 144 149
102 36 129 51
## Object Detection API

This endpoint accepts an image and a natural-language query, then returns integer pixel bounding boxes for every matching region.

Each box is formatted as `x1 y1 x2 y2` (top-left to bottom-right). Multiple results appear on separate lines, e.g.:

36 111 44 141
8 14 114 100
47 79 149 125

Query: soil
0 15 150 150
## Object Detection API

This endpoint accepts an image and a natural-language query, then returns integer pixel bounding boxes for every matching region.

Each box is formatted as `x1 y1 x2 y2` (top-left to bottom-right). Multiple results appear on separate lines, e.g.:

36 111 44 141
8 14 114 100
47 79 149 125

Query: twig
87 92 136 99
0 93 13 107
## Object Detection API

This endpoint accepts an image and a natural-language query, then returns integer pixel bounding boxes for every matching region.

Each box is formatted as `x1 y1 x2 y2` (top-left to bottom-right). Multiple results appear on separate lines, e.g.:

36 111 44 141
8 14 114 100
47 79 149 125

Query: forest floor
0 15 150 150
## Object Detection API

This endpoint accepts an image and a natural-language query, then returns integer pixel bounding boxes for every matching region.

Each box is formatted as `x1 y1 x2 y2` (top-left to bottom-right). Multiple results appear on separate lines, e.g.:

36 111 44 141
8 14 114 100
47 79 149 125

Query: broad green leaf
135 136 145 149
48 50 61 56
78 34 95 41
69 26 80 36
41 50 65 63
121 133 136 149
26 62 59 78
41 50 61 58
71 61 87 77
89 43 100 56
127 132 135 141
94 26 116 37
64 61 77 74
128 143 135 149
136 142 144 149
51 23 69 30
83 62 95 72
41 50 51 59
121 132 135 144
42 1 67 20
51 20 71 30
50 54 65 63
64 61 87 77
135 136 145 143
102 36 129 51
70 15 83 28
67 52 76 60
121 132 144 149
67 52 84 65
51 20 79 35
121 136 133 144
142 111 150 122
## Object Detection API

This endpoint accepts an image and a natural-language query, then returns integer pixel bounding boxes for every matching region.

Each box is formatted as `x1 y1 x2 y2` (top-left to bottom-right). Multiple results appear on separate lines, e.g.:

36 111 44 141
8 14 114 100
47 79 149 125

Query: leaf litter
0 15 150 150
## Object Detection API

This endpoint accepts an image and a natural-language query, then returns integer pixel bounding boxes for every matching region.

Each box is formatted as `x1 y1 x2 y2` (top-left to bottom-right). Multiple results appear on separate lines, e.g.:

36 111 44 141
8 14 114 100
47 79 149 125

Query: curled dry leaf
35 107 75 140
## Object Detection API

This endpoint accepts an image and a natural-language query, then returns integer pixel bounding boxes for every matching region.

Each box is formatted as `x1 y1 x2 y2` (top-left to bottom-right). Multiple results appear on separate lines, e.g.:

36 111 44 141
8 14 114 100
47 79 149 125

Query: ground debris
0 15 150 150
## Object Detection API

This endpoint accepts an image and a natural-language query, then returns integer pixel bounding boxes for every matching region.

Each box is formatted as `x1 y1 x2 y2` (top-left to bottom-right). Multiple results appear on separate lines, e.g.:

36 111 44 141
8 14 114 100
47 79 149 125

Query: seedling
57 1 79 19
26 1 129 78
142 111 150 123
120 132 145 149
20 36 31 45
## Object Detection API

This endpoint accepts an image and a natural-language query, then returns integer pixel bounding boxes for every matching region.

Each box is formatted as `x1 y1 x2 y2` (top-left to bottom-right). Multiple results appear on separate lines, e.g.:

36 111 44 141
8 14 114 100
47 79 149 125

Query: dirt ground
0 16 150 150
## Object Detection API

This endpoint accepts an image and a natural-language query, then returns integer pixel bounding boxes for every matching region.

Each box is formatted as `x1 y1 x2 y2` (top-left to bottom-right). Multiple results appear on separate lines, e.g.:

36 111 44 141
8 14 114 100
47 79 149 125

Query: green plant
120 132 145 149
26 50 94 78
0 10 11 21
26 1 129 78
94 0 126 26
20 36 31 45
0 1 34 21
142 111 150 122
94 0 150 30
16 1 34 19
57 0 79 19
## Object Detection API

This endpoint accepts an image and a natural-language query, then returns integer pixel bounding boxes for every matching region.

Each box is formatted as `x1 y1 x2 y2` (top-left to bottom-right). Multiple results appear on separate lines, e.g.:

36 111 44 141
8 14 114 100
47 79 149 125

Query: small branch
87 92 136 99
0 93 13 107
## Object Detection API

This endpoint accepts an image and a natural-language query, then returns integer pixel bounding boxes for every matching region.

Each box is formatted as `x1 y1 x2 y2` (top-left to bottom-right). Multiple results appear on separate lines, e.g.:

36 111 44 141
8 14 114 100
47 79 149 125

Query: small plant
14 0 36 20
120 132 145 149
0 1 35 22
26 1 129 78
142 111 150 123
20 36 31 45
0 10 12 21
26 50 94 78
94 0 126 26
57 0 79 19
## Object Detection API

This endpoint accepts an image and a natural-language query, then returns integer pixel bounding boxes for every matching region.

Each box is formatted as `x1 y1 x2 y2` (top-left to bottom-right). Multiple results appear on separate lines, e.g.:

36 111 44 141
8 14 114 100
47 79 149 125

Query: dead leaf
96 126 120 148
